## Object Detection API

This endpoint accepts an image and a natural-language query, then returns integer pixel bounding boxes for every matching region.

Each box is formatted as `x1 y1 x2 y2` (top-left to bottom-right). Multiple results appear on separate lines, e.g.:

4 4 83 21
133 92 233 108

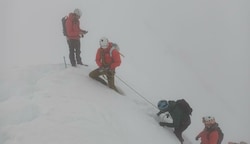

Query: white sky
1 0 250 144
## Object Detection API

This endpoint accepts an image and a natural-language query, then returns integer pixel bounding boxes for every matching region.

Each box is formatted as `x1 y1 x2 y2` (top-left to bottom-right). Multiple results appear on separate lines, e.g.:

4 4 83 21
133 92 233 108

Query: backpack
62 16 68 36
176 99 193 115
110 43 120 57
110 43 124 57
207 127 224 144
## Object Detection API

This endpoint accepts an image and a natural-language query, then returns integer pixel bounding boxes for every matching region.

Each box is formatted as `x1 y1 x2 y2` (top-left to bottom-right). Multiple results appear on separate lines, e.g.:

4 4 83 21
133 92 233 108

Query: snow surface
1 0 250 144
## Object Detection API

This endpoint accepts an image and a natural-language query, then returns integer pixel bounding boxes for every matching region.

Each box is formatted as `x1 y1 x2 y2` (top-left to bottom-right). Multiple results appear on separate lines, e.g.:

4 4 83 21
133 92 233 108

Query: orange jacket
95 42 121 70
197 127 219 144
65 13 82 40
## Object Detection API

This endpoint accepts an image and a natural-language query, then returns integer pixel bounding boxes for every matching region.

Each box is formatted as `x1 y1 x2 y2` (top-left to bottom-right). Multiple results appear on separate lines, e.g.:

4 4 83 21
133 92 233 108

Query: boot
174 131 184 144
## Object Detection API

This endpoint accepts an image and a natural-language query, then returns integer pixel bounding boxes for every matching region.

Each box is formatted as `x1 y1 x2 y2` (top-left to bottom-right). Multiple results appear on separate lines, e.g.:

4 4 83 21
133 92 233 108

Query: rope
115 75 158 110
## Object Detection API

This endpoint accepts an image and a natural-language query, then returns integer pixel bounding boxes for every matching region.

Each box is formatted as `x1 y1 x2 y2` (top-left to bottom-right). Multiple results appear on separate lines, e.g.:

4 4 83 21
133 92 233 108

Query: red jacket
197 126 219 144
95 42 121 70
66 13 82 40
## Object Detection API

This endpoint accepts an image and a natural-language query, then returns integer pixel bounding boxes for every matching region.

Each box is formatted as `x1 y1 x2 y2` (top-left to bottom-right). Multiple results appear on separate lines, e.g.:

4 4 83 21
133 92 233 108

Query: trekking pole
116 75 157 109
63 56 67 68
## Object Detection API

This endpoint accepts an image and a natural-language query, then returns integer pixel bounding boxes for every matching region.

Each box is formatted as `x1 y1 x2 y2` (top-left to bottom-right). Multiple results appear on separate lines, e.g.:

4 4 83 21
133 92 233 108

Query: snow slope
0 65 182 144
1 0 250 143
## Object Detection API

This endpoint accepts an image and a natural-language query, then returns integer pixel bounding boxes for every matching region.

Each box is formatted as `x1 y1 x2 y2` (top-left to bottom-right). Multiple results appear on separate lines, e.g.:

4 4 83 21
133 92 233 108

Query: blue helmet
157 100 169 110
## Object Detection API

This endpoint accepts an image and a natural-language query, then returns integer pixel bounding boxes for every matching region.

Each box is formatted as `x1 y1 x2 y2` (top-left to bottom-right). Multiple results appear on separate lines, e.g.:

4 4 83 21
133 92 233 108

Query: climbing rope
115 75 158 110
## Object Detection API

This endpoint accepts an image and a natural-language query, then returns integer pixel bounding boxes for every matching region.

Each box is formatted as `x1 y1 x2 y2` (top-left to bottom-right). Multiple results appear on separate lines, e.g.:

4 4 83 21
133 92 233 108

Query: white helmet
74 8 82 17
202 116 215 123
99 37 109 48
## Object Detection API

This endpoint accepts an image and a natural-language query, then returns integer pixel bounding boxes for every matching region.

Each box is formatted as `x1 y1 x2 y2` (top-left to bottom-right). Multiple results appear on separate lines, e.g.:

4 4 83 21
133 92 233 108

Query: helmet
99 37 109 48
74 8 82 17
157 100 168 110
202 116 215 123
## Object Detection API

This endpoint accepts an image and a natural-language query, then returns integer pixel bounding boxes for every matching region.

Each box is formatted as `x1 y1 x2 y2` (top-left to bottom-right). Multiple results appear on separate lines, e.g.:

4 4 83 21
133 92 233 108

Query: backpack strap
109 47 115 57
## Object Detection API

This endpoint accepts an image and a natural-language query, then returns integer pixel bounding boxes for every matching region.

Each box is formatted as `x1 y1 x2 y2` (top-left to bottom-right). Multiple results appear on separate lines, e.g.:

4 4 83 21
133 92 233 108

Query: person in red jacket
89 37 121 92
196 116 221 144
65 8 87 67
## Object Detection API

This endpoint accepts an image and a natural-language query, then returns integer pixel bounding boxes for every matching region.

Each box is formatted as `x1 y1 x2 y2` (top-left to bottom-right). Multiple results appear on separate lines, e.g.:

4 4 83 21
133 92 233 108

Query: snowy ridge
0 64 181 144
1 0 249 143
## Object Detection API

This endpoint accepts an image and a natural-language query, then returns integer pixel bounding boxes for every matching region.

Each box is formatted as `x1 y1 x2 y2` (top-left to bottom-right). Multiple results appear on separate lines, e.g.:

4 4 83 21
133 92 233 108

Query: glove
79 31 87 38
157 112 161 116
159 122 166 126
83 30 88 34
195 136 199 141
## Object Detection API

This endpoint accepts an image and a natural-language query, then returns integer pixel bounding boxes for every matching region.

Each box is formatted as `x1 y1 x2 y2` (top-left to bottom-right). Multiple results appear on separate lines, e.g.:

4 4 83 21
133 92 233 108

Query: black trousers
67 39 82 66
174 116 191 143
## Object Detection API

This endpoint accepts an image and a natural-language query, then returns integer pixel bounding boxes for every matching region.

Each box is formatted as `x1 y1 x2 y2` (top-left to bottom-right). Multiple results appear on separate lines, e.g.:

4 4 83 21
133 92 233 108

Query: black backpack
176 99 193 115
207 127 224 144
61 16 68 36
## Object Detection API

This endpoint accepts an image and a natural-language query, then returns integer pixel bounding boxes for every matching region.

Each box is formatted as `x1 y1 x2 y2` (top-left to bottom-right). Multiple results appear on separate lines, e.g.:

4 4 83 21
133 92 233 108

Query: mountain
1 0 249 143
0 64 182 144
